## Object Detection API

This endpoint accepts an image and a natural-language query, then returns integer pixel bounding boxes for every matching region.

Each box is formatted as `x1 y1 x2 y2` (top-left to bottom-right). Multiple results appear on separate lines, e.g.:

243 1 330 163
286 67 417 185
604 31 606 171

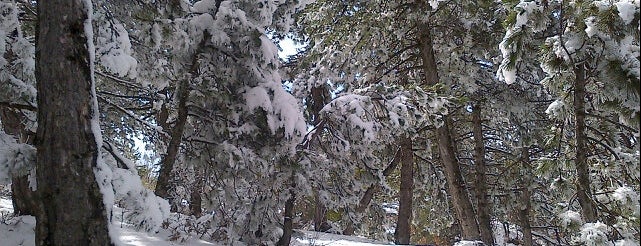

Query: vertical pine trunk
418 25 480 240
278 173 296 246
518 147 533 246
313 193 331 232
472 103 493 245
573 63 597 222
394 136 414 245
35 0 112 244
310 85 331 232
190 176 203 217
278 194 296 246
11 175 38 216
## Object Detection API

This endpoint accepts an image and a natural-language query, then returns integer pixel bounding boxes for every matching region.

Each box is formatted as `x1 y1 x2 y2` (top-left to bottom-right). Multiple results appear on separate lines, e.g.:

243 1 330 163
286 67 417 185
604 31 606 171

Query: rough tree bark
277 173 296 246
518 147 533 246
309 86 331 232
418 25 481 240
154 79 189 201
574 63 597 222
394 136 414 245
189 174 203 217
35 0 112 244
472 103 493 245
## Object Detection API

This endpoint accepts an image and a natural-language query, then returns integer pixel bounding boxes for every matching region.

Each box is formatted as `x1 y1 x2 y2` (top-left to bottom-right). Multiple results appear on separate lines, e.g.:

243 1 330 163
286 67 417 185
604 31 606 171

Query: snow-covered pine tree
499 0 640 244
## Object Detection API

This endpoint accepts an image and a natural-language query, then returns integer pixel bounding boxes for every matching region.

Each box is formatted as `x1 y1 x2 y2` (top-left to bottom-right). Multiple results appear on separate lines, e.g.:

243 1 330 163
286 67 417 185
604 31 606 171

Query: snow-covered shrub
0 132 35 185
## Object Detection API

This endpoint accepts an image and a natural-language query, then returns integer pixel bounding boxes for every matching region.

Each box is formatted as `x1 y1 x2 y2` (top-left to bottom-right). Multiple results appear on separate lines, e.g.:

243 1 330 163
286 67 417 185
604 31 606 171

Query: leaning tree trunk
1 108 39 216
35 0 112 244
394 136 414 245
343 148 401 235
472 102 493 245
418 25 480 240
573 63 597 222
154 72 190 202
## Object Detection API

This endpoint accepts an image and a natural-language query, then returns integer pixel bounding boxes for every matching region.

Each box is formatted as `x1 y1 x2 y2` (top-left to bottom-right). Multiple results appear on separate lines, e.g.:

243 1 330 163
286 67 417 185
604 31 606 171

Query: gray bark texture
35 0 112 244
519 147 533 246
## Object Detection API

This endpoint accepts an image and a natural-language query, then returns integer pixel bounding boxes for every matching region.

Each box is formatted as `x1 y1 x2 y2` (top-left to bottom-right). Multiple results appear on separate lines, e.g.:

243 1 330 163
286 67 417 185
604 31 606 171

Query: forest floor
0 196 390 246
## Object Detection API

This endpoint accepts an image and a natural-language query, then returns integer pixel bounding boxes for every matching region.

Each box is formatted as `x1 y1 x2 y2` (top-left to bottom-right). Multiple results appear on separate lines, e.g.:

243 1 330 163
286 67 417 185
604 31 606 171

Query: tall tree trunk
278 173 296 246
154 78 189 201
418 25 480 240
1 108 39 216
153 0 194 205
472 103 493 245
313 193 331 232
189 175 203 217
574 63 597 222
35 0 112 244
310 85 331 232
394 136 414 245
518 147 533 246
437 121 480 240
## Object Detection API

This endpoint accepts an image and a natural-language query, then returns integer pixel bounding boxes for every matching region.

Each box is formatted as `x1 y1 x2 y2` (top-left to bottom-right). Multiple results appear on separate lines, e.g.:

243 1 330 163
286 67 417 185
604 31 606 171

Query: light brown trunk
394 136 414 244
472 103 493 245
418 24 480 240
574 63 597 222
35 0 112 244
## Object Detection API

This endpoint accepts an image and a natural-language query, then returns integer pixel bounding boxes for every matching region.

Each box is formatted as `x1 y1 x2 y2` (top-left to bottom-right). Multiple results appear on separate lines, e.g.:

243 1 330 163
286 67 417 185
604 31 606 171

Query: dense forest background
0 0 639 245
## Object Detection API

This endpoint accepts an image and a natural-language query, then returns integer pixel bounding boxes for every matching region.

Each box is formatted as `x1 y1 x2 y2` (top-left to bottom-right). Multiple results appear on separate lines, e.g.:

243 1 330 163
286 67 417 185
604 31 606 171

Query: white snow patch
291 230 390 246
0 215 35 246
577 222 610 246
560 210 583 227
584 16 598 37
0 131 36 185
545 99 564 117
501 68 517 84
615 1 638 25
454 241 485 246
514 1 542 27
1 197 392 246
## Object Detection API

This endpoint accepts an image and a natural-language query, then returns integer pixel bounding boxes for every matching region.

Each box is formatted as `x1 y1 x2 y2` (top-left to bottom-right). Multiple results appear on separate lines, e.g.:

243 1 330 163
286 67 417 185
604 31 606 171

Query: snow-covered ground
0 196 390 246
